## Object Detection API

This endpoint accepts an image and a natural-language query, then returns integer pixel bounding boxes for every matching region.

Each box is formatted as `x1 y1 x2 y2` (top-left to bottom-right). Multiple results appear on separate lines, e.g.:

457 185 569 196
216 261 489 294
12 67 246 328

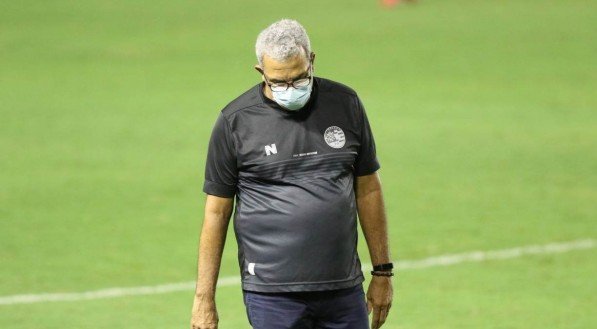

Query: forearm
356 174 391 265
195 197 233 299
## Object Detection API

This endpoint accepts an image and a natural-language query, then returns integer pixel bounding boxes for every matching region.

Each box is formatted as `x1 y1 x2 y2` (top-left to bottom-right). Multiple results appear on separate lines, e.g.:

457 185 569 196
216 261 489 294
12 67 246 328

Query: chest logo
324 126 346 149
265 143 277 156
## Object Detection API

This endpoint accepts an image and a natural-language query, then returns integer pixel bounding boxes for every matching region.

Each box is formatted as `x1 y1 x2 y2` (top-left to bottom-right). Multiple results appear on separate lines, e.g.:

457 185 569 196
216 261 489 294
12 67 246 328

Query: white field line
0 238 594 306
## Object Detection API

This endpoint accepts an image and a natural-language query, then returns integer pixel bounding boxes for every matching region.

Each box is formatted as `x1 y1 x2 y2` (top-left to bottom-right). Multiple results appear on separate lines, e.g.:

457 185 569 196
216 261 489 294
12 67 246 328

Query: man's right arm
190 194 234 329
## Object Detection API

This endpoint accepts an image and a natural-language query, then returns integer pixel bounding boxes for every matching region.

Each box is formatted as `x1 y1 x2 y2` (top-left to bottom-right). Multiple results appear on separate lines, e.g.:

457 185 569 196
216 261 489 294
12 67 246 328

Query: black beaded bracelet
371 270 394 277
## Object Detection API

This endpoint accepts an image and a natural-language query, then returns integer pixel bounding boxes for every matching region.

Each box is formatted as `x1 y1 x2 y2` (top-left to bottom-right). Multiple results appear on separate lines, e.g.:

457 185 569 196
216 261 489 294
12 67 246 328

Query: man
191 19 393 329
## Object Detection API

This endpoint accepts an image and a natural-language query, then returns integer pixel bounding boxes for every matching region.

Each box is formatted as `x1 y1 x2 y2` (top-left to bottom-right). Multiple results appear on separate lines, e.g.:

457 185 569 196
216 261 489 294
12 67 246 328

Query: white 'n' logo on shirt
265 143 277 156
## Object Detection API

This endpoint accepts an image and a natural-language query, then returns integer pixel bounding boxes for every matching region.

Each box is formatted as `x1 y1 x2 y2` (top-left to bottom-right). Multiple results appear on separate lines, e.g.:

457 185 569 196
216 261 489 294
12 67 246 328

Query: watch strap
372 262 394 271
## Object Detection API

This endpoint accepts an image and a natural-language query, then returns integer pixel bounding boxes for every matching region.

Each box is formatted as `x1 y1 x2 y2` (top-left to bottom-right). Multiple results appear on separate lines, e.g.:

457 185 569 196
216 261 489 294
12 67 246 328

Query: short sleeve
354 96 381 176
202 113 238 197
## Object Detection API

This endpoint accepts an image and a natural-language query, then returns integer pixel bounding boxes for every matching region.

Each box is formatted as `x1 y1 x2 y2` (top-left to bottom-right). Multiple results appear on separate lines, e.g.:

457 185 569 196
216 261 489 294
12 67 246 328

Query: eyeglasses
262 63 313 92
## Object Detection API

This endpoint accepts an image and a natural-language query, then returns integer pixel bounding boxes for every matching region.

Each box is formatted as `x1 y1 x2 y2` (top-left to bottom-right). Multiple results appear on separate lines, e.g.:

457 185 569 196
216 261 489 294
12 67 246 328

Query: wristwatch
372 262 393 271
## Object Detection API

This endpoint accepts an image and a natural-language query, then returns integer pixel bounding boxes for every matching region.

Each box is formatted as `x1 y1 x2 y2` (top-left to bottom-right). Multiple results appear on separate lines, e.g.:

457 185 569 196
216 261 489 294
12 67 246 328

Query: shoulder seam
315 77 358 97
219 112 239 155
319 88 357 97
222 101 263 117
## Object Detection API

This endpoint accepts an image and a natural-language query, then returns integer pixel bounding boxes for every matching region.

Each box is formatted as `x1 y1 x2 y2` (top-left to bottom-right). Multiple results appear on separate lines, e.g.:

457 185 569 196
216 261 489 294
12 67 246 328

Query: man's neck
262 84 274 100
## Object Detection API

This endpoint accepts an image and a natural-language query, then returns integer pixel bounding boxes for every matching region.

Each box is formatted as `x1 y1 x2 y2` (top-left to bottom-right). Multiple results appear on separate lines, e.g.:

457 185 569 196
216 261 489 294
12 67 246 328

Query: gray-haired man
191 19 394 329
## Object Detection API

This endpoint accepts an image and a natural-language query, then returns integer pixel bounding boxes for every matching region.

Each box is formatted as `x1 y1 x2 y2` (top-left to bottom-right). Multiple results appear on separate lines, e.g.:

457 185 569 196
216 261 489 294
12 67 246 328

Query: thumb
367 300 372 315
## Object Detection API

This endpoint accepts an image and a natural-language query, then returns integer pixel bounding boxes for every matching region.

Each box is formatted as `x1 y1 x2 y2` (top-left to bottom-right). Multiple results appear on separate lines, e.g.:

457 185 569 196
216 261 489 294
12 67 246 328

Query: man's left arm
355 171 393 329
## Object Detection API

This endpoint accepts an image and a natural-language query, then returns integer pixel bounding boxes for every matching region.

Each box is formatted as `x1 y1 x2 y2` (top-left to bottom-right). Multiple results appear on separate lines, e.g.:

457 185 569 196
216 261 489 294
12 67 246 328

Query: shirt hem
354 162 380 177
241 274 365 293
203 179 236 197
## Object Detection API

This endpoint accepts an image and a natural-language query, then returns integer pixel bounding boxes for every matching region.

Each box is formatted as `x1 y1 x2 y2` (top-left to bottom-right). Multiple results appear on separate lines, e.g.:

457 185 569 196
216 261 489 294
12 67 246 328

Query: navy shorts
242 284 369 329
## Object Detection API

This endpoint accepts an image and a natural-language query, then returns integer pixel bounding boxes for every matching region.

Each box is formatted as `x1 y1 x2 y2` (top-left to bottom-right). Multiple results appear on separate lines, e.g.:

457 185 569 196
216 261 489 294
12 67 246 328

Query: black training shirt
203 77 380 292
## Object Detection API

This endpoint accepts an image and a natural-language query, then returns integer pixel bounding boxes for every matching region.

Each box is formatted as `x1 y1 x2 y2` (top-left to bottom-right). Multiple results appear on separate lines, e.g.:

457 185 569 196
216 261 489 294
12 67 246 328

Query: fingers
371 305 391 329
379 307 388 327
371 305 381 329
191 320 217 328
191 321 218 329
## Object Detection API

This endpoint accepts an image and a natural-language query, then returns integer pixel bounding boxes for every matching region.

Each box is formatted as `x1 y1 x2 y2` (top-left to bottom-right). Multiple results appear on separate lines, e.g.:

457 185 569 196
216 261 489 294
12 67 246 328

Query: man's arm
190 194 234 329
355 172 393 329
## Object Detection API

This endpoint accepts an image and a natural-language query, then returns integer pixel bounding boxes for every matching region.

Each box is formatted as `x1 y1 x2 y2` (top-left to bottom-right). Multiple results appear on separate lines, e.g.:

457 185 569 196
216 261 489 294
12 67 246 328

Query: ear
254 64 264 74
310 52 316 70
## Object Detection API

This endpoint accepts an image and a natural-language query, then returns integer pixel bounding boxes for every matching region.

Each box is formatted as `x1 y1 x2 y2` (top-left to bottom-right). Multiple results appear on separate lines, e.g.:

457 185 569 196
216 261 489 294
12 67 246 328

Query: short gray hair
255 19 311 66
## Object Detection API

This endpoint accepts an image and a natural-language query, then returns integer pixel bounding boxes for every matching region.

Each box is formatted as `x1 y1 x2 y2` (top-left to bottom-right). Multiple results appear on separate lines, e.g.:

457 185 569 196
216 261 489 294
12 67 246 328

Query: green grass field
1 0 595 328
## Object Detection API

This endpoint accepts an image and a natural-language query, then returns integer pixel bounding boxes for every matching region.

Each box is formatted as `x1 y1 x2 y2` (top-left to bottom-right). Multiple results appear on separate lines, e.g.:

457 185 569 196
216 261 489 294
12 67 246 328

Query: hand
366 275 393 329
190 295 219 329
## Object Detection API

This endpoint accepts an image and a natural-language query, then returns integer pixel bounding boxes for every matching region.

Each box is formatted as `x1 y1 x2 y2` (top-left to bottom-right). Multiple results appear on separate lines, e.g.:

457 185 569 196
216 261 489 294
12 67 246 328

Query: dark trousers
242 284 369 329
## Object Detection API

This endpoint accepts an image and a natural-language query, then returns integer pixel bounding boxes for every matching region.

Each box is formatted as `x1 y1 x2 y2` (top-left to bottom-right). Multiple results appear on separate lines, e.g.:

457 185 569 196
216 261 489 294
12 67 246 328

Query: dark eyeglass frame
262 62 313 92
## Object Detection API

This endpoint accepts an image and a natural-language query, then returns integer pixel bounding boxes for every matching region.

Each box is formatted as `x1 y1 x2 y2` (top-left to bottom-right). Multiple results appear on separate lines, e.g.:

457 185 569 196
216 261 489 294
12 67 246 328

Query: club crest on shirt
323 126 346 149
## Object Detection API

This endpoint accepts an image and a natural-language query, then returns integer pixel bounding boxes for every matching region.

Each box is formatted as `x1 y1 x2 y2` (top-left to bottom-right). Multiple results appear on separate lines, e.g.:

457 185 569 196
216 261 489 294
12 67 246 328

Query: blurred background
1 0 595 328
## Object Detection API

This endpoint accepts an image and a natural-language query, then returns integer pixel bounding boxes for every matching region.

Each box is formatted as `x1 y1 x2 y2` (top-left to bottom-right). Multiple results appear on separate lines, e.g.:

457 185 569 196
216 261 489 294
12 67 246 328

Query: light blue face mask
272 80 313 111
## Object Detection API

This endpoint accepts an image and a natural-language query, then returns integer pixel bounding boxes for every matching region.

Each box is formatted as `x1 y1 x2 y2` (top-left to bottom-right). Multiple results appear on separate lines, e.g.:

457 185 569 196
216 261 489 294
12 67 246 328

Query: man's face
255 52 315 97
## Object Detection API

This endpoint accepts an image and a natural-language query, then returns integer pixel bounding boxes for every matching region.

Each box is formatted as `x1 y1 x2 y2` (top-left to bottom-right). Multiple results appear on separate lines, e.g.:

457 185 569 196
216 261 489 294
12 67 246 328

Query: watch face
374 263 393 270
